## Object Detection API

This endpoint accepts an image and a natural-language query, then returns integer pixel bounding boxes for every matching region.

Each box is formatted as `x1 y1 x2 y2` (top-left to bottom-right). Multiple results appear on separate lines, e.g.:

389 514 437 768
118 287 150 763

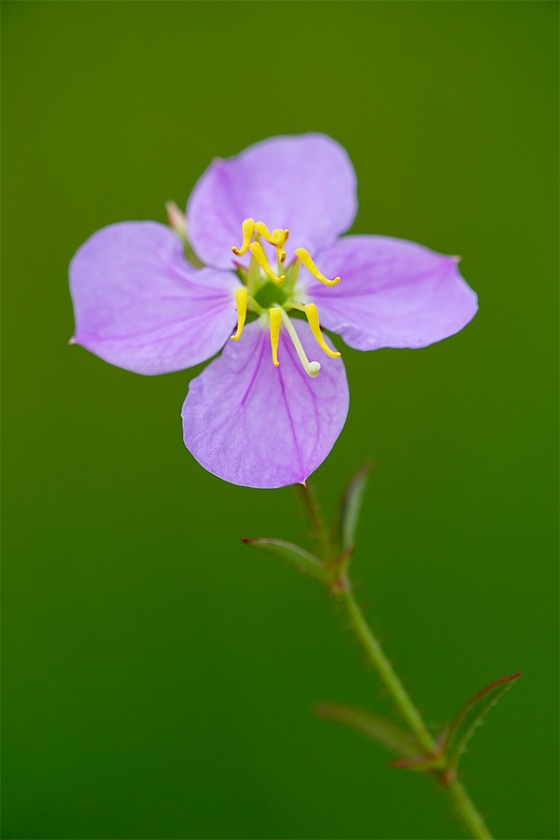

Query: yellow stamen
249 241 285 284
269 307 282 367
252 222 289 265
280 308 321 378
303 303 341 359
253 222 287 247
231 287 248 341
295 248 340 287
232 218 255 256
276 230 289 265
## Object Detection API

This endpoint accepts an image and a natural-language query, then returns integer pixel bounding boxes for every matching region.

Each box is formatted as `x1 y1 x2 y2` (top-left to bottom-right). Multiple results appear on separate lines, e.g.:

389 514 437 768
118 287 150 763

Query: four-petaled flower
69 134 478 488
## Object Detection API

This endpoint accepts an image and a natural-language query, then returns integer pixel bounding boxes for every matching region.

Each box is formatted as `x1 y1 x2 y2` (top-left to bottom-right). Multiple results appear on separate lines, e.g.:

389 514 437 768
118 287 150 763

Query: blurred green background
3 2 557 839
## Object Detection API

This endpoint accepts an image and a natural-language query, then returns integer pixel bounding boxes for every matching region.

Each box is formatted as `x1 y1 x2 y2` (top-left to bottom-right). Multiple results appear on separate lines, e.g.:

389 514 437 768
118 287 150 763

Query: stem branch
297 483 493 840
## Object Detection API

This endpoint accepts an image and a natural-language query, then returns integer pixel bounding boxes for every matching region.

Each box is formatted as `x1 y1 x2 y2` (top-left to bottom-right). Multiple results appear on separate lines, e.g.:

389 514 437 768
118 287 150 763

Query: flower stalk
296 482 493 840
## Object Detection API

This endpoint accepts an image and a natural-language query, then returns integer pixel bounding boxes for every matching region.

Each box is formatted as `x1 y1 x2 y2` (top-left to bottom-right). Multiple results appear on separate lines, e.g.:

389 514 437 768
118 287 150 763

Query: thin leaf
241 538 329 583
314 703 419 758
335 461 372 550
442 672 521 771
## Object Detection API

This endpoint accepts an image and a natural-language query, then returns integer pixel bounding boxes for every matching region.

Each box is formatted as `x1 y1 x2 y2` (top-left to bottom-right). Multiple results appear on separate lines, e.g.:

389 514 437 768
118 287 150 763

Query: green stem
297 483 493 840
298 481 333 564
333 572 435 755
447 779 493 840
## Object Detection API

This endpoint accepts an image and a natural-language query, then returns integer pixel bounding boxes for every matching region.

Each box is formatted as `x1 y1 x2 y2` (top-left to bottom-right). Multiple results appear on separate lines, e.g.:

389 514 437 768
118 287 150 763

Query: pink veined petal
187 134 357 270
182 319 349 488
70 222 241 375
302 236 478 350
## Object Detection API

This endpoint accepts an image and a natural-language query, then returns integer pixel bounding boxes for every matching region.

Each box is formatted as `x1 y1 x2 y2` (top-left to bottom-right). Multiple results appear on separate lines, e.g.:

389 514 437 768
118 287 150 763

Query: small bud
166 201 186 239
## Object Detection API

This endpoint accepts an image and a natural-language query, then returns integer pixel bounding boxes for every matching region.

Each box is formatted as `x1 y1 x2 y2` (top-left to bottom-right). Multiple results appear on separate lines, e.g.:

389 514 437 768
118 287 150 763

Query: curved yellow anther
232 218 255 256
269 307 282 367
249 241 285 284
253 222 288 247
295 248 340 287
273 229 289 265
231 287 248 341
252 223 289 264
303 303 341 359
274 228 288 244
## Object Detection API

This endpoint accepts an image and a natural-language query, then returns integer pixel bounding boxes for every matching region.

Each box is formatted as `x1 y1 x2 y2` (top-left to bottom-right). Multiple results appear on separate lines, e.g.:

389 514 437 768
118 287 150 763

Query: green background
3 2 558 839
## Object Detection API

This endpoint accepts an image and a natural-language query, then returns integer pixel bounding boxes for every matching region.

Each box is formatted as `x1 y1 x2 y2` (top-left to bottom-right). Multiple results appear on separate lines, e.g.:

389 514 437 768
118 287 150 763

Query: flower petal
303 236 478 350
187 134 357 270
182 319 349 488
70 222 241 375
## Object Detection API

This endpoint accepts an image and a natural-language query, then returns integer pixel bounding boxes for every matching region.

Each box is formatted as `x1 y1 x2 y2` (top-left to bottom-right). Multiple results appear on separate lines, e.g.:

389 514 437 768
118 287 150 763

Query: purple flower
69 134 477 489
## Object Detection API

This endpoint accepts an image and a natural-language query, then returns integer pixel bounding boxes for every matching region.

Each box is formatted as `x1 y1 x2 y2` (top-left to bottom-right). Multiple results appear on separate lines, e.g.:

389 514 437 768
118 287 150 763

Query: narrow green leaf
442 672 521 771
335 461 372 549
314 703 419 758
241 538 329 583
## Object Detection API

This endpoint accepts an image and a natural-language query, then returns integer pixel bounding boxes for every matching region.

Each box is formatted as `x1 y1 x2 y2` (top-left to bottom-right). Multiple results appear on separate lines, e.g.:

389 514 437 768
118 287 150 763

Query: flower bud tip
67 337 76 346
166 201 186 236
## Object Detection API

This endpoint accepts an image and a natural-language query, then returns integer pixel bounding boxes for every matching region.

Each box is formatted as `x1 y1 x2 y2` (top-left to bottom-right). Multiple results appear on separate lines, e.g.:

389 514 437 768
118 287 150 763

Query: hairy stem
447 779 492 840
333 571 435 755
297 483 492 840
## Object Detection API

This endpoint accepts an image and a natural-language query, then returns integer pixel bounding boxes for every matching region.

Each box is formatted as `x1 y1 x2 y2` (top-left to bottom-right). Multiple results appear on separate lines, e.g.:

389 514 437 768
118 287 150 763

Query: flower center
230 219 341 378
